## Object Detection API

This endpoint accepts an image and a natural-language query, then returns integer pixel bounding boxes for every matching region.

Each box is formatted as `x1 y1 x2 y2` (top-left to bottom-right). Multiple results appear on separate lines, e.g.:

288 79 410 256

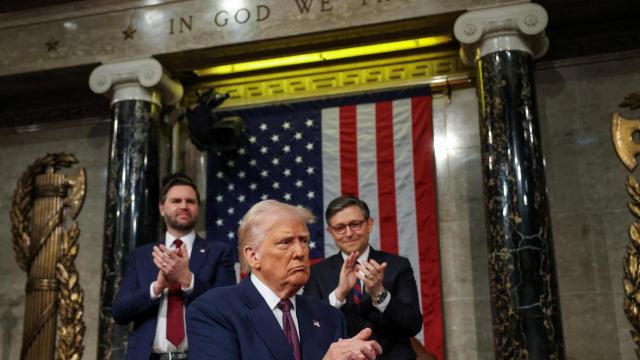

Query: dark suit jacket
186 277 347 360
303 248 422 360
112 236 235 360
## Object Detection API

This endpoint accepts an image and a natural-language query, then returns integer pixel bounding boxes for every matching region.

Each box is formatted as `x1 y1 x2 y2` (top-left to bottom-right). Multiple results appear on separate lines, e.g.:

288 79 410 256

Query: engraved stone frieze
0 0 512 76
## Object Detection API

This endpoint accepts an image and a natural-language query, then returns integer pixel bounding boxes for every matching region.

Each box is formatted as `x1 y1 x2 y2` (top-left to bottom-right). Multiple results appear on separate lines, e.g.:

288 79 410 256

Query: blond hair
237 199 315 272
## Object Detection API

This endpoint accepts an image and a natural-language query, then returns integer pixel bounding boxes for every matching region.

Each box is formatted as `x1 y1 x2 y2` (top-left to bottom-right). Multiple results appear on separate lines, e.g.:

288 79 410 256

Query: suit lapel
297 296 326 359
189 236 206 274
240 279 294 360
326 254 343 288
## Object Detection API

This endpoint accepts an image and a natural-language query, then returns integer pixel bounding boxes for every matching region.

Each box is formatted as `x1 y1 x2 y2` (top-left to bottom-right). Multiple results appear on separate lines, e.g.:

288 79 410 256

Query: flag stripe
411 96 443 359
322 107 340 256
375 101 399 255
392 98 424 342
356 104 381 250
339 105 358 197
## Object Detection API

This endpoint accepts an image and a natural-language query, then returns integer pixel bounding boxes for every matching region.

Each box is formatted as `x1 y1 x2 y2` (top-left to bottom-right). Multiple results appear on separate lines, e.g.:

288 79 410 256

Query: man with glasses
304 195 423 360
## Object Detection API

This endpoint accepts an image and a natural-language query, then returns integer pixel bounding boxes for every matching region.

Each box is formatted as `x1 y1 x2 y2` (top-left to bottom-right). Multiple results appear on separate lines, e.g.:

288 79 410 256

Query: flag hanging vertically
206 87 443 358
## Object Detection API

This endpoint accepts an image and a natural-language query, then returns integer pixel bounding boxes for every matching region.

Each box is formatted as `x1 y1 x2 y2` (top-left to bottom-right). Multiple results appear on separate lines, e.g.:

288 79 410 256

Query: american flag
206 87 443 359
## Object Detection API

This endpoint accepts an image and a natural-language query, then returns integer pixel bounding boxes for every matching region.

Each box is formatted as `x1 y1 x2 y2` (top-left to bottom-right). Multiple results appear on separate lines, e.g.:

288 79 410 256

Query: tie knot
173 238 183 248
277 299 293 313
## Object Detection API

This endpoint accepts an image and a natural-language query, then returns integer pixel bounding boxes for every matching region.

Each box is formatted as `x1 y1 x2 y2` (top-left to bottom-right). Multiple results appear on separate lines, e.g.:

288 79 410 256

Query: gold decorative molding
187 51 473 108
623 175 640 359
612 100 640 358
612 112 640 171
11 153 86 360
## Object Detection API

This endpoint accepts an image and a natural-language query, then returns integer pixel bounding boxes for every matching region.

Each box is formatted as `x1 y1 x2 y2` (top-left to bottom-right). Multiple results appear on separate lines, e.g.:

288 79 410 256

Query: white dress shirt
328 247 391 312
150 231 196 353
251 273 300 338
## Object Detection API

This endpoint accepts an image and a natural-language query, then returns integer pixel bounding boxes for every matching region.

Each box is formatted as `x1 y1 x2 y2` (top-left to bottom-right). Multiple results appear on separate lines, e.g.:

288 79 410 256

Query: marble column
454 3 565 359
89 59 183 359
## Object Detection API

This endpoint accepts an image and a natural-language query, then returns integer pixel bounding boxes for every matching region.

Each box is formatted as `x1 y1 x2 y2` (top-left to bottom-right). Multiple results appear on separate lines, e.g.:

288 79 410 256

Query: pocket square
313 320 320 327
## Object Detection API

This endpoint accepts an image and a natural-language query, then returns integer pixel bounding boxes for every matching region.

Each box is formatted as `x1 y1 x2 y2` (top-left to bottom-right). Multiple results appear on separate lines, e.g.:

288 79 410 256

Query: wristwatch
373 288 388 304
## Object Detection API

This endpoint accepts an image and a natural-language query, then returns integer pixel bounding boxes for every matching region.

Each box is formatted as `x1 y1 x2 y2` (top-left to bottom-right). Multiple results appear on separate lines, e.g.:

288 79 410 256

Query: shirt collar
165 230 196 250
341 245 370 264
250 273 297 311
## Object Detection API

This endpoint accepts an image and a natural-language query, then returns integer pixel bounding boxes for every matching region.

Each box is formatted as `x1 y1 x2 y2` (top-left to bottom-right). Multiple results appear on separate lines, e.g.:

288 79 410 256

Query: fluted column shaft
89 59 183 359
455 4 565 359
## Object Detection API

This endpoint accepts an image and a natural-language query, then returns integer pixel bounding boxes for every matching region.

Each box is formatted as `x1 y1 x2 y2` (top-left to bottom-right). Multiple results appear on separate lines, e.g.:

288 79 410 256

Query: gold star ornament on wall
45 38 59 52
122 25 137 40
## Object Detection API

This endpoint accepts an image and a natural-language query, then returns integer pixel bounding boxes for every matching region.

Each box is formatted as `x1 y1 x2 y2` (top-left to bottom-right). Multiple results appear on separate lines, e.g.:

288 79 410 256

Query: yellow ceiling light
194 34 452 77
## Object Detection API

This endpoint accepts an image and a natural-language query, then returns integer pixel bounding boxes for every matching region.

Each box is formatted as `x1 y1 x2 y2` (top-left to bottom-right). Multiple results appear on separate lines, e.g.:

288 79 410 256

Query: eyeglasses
330 219 367 234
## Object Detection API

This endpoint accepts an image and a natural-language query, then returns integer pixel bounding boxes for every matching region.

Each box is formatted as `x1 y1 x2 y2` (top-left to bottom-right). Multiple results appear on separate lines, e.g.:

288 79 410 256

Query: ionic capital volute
89 58 183 107
454 1 549 66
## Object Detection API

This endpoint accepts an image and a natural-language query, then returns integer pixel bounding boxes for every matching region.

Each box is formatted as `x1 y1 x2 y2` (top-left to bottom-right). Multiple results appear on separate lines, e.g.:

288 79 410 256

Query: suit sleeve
190 242 235 300
187 295 240 360
112 250 159 325
302 270 326 300
380 258 423 336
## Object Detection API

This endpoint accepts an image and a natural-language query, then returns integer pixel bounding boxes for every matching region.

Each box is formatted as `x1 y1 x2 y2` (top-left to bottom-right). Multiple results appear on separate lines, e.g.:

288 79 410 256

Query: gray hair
237 199 315 272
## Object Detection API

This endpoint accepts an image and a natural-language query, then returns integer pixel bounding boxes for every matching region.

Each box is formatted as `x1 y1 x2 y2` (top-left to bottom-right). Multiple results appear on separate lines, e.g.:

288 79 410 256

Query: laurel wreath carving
11 152 85 360
56 222 85 360
624 175 640 358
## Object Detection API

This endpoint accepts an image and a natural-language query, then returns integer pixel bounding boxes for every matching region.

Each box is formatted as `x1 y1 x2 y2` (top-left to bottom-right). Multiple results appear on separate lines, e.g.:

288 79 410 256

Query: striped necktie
353 279 363 305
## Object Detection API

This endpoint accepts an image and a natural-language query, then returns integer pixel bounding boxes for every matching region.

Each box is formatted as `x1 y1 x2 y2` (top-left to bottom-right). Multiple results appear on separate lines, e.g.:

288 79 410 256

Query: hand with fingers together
322 328 382 360
335 251 360 302
355 259 388 302
152 243 193 294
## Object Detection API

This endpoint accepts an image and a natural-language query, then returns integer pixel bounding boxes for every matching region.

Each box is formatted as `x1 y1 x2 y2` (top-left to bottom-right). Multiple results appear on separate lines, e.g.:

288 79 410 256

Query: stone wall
435 54 640 359
0 120 111 360
537 54 640 360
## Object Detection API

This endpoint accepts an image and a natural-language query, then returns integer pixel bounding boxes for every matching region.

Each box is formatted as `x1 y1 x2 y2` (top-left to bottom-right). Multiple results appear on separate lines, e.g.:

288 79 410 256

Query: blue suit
303 248 422 359
187 277 347 360
112 236 235 360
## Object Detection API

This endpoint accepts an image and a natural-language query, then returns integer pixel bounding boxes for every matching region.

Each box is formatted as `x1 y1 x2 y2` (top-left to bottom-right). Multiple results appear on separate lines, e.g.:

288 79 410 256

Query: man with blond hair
187 199 382 360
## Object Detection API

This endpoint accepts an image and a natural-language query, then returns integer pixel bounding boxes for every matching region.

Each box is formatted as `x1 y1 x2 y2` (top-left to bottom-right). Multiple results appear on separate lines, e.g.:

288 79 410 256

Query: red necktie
166 239 185 347
353 279 363 305
277 299 301 360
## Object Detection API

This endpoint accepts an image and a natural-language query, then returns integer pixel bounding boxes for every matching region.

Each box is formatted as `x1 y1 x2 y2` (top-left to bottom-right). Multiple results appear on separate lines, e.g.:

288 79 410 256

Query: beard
164 213 197 232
